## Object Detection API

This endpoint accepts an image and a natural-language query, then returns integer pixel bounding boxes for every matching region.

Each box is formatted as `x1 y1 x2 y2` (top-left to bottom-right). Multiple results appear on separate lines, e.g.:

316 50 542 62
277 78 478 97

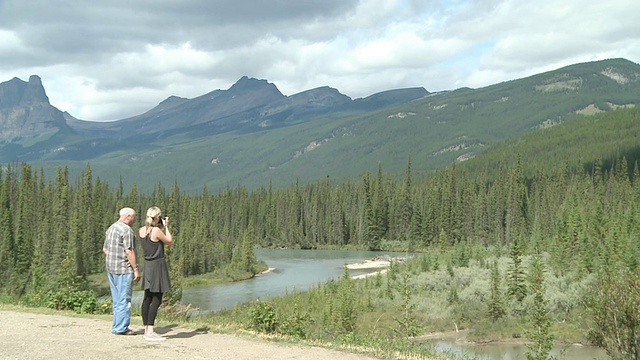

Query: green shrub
46 289 98 314
22 291 47 307
278 306 310 338
97 298 112 314
585 269 640 359
249 301 277 333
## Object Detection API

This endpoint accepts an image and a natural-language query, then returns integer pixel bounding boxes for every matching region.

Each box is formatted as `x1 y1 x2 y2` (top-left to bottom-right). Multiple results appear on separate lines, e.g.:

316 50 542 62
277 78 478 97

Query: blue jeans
107 272 134 334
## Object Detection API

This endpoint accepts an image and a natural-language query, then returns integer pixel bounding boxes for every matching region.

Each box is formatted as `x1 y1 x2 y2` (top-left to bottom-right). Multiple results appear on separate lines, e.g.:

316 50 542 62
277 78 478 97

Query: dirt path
0 310 381 360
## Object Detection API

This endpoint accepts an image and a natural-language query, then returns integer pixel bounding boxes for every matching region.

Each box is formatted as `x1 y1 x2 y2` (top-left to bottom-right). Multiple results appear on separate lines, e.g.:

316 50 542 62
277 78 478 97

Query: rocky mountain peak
0 75 67 142
0 75 50 110
23 75 50 104
228 76 282 97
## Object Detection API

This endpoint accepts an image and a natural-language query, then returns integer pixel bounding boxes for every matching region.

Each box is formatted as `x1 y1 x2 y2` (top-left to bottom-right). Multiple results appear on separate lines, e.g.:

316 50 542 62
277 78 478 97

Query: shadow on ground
156 324 210 339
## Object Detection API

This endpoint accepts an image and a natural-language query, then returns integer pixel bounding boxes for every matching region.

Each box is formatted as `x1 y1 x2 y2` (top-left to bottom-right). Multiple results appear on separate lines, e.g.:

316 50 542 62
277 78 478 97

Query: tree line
0 147 639 291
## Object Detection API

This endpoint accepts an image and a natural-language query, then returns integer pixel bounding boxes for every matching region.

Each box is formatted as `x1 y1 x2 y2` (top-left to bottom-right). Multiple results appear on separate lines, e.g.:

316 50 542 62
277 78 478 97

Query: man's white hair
119 207 136 217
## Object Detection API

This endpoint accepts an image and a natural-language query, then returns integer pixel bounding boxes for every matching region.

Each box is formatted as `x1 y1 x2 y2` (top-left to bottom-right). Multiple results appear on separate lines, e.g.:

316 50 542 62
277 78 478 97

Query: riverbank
257 256 398 281
346 256 401 279
346 257 394 270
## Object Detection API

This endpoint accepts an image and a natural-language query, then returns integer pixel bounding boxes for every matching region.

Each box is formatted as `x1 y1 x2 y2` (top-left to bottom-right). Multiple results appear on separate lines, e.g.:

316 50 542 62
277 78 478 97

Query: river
181 248 404 312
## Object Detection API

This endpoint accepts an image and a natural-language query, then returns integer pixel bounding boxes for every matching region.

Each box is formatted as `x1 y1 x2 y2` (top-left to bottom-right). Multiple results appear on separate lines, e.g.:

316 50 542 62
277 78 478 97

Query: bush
46 289 98 314
97 298 112 314
249 301 277 333
545 272 595 317
585 270 640 359
278 307 310 338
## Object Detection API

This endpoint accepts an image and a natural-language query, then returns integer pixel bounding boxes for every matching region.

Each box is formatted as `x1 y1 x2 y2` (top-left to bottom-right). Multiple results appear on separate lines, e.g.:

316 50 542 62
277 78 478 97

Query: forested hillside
1 107 639 358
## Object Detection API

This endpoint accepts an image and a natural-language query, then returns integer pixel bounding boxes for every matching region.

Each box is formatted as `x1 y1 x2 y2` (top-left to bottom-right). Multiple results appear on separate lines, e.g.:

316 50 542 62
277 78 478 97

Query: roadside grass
0 302 113 322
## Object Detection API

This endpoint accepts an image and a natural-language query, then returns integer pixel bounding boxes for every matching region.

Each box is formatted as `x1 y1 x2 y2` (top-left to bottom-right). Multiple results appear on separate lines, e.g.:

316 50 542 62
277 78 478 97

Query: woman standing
138 206 173 341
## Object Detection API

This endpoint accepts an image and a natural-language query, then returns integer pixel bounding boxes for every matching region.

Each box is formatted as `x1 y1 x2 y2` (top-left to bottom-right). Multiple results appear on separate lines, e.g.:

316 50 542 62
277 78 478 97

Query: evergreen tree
488 260 506 322
525 253 554 360
505 155 528 245
330 192 346 245
10 164 36 295
362 173 380 250
240 221 257 273
507 236 527 302
373 163 388 243
408 202 423 252
394 271 419 338
490 163 508 245
29 238 47 295
68 192 83 277
50 167 71 275
78 164 99 273
437 228 448 249
0 166 15 290
333 267 356 333
401 155 413 242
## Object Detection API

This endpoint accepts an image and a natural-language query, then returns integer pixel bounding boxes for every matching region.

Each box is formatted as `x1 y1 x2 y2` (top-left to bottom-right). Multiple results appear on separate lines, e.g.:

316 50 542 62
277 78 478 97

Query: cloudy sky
1 0 638 122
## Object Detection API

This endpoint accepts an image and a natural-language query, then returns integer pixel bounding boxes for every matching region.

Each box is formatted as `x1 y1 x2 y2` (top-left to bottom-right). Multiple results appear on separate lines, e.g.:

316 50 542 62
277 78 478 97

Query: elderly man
103 207 140 335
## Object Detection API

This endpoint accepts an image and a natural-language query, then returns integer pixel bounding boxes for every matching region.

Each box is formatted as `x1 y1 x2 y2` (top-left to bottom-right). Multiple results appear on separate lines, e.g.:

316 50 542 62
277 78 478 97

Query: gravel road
0 310 382 360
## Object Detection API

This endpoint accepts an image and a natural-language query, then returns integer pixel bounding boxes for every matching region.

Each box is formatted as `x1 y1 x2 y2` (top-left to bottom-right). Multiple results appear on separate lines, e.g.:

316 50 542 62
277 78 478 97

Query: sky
1 0 639 122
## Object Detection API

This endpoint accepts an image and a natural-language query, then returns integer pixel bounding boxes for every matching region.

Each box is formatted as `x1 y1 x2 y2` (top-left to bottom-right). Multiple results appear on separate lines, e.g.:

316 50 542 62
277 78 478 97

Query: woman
138 206 173 341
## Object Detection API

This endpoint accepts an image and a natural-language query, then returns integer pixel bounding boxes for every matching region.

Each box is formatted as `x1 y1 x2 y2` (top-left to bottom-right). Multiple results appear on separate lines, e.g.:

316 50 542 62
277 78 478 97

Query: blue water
181 248 406 312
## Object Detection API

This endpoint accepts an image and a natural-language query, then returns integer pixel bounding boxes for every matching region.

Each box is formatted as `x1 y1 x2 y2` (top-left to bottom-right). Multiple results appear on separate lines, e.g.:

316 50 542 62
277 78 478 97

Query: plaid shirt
103 220 137 274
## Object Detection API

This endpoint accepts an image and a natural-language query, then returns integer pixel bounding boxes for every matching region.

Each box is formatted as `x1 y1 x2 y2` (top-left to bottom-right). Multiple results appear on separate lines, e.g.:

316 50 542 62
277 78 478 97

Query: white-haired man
103 207 140 335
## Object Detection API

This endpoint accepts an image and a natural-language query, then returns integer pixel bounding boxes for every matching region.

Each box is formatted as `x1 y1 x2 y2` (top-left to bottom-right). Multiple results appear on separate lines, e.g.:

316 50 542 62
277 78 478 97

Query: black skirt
142 257 171 293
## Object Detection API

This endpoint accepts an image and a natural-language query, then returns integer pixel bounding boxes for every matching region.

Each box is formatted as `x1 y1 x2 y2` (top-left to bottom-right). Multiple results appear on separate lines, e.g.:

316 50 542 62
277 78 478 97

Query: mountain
0 58 638 193
1 74 427 163
0 75 72 142
68 76 427 140
70 76 288 139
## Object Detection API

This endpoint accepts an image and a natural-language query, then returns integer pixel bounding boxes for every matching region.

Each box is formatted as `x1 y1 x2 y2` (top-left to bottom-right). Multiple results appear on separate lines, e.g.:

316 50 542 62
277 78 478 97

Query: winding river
181 248 403 312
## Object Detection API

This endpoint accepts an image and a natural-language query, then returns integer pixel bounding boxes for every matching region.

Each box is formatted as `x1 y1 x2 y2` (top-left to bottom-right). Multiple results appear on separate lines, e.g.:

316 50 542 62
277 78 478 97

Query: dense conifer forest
1 107 639 358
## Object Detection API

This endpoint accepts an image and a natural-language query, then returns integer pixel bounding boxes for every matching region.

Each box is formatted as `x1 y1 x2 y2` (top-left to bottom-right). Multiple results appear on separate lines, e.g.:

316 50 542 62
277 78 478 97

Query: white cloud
0 0 638 121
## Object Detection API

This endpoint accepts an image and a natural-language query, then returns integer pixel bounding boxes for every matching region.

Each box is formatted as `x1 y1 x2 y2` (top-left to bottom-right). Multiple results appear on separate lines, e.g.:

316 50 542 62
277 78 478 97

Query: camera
158 216 166 225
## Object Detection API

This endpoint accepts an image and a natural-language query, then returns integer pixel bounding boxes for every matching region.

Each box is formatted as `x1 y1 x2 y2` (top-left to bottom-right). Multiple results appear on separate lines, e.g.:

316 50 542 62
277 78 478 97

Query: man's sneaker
144 332 166 341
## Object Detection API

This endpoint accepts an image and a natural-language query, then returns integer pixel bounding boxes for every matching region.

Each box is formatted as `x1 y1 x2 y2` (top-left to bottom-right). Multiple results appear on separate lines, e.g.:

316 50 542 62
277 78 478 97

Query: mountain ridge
61 76 427 140
0 57 638 193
